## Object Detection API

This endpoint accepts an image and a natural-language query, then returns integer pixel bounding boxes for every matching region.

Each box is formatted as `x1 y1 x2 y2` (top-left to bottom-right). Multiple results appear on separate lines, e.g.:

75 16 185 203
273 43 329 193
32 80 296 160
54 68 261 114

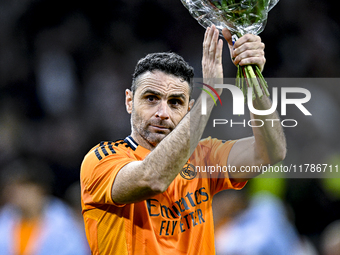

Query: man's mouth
150 125 170 131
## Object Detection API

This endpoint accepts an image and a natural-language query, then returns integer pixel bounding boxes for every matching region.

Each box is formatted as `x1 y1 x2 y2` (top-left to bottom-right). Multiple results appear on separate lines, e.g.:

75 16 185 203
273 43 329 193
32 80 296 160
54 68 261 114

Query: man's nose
155 100 170 120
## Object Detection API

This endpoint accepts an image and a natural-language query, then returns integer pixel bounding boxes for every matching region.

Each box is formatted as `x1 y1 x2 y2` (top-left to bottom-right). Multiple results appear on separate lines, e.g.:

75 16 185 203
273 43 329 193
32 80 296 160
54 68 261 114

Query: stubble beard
131 108 171 148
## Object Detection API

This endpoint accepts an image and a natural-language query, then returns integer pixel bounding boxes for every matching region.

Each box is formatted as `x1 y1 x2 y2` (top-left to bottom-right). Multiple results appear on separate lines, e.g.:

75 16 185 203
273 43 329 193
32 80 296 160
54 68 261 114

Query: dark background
1 0 340 252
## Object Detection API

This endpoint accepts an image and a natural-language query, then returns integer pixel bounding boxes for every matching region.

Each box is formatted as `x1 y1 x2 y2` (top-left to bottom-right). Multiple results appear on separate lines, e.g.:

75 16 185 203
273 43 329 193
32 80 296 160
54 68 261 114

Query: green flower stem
243 65 256 100
235 64 269 102
245 65 263 99
254 65 270 97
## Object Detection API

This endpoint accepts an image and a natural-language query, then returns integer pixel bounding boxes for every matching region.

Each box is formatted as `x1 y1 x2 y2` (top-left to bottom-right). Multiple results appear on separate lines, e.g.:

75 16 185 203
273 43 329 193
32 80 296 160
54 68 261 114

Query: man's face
126 70 193 150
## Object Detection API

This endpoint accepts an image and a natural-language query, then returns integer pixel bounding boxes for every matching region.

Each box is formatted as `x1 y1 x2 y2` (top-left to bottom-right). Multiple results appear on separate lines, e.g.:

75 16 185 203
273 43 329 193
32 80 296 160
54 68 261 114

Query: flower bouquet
181 0 279 101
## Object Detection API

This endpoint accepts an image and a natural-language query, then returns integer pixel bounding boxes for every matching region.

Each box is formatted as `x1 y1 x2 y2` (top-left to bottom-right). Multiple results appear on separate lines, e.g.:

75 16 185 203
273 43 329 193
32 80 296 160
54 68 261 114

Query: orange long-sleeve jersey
80 136 246 255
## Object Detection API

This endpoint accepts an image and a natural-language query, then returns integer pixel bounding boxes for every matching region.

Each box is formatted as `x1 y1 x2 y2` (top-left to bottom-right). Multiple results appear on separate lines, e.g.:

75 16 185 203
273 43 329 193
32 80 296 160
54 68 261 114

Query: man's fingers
231 34 265 71
233 34 261 49
202 27 210 64
233 41 265 57
202 25 224 80
233 49 264 63
215 39 223 64
203 25 220 65
203 27 210 51
222 28 233 47
209 28 219 57
238 56 266 66
202 26 215 62
203 26 214 52
233 54 266 72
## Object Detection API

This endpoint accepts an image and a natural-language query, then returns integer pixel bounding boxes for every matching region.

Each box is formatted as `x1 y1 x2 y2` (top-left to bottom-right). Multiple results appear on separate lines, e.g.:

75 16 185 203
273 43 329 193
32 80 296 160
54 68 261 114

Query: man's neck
130 132 156 151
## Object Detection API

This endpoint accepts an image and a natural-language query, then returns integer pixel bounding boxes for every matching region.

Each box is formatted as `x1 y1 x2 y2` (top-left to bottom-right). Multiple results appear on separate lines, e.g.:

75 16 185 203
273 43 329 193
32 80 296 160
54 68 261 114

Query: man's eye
169 99 182 106
146 95 157 102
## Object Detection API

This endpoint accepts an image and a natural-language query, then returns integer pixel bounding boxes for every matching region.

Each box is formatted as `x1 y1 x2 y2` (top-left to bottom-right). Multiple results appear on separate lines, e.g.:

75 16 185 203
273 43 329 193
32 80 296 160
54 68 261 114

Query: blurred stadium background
0 0 340 254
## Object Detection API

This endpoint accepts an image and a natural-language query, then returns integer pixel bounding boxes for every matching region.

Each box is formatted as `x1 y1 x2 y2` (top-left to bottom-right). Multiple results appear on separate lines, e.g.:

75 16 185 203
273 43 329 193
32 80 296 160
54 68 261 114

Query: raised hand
202 25 224 82
222 28 266 72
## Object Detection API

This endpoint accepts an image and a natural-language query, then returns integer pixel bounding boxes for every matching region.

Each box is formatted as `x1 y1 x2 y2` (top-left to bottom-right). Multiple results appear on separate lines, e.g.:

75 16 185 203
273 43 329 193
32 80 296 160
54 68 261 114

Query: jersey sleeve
192 137 247 196
81 144 135 207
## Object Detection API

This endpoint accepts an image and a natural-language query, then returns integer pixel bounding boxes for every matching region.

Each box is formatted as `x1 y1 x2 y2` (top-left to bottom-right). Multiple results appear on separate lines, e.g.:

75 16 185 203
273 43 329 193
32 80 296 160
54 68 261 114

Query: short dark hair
131 52 194 94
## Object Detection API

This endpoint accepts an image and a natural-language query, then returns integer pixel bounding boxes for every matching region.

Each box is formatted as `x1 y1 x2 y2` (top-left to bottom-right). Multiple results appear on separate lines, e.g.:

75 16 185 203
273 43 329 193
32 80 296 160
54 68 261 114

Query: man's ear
188 99 195 111
125 89 133 114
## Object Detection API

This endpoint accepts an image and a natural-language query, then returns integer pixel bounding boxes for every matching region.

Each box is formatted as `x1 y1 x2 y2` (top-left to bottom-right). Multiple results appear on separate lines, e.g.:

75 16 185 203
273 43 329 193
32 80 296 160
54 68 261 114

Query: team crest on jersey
180 163 197 180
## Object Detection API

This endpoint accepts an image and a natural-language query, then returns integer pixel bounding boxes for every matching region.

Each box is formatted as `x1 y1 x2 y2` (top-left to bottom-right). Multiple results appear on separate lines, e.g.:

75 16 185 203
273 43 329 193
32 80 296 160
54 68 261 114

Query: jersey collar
124 136 151 158
124 136 138 151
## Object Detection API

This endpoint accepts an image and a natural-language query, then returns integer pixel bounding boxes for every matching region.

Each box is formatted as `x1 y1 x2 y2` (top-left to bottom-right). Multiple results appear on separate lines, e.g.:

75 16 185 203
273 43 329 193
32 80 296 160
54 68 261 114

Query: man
80 25 286 254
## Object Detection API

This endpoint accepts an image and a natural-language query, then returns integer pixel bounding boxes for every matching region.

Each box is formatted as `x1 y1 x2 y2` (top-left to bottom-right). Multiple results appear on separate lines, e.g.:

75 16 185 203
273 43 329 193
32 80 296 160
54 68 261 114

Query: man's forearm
142 95 214 191
250 95 287 165
112 94 216 204
228 94 286 182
